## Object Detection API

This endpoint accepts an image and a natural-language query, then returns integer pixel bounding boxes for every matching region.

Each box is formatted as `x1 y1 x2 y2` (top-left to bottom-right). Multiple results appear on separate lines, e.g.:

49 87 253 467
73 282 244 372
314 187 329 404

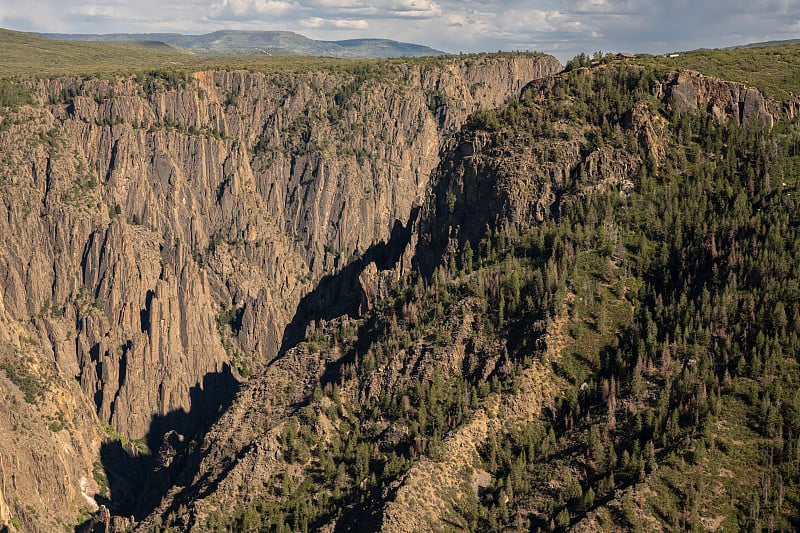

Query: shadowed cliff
0 52 563 529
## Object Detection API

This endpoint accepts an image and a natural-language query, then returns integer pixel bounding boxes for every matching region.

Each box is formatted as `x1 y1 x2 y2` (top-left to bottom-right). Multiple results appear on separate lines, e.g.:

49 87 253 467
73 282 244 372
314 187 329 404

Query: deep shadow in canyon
278 207 421 358
78 364 239 530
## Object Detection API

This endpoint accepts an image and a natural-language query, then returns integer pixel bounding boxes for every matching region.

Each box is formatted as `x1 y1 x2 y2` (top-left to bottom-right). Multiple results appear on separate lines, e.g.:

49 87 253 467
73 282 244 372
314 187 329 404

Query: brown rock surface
127 64 783 531
5 54 779 530
0 53 561 528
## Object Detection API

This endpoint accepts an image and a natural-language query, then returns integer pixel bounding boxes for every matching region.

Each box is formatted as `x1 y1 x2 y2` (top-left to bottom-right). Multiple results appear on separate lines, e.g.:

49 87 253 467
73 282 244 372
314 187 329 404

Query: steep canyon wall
0 53 561 529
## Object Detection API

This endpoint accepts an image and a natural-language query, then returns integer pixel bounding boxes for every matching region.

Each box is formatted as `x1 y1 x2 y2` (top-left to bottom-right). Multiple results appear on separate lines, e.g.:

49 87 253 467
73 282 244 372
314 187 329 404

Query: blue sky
2 0 799 61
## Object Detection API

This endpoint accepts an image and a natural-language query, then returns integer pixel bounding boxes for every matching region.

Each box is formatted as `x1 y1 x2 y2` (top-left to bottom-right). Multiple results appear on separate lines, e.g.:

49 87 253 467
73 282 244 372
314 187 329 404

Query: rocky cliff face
656 70 774 129
0 53 561 529
1 52 779 530
0 290 105 532
128 65 781 531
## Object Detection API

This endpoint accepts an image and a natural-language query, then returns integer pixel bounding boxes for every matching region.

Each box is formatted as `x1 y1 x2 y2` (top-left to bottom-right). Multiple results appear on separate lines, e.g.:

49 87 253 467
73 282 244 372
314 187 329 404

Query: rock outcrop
658 70 774 129
0 53 561 529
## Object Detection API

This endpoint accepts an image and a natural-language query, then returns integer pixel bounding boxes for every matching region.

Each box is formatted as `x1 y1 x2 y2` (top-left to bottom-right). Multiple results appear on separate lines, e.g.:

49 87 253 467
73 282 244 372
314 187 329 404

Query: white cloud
385 0 442 17
499 9 583 34
300 16 368 29
572 0 613 12
2 0 800 61
302 0 363 7
72 3 119 18
212 0 296 17
299 0 441 18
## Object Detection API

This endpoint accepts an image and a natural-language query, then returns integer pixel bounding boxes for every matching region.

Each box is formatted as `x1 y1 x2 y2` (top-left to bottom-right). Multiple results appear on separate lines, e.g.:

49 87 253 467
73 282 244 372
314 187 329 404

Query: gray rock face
662 70 774 129
0 54 562 527
47 61 781 531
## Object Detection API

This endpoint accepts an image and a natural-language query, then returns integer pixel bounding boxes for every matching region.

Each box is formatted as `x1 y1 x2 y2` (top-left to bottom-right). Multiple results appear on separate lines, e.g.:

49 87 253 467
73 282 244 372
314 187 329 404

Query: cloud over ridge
1 0 799 60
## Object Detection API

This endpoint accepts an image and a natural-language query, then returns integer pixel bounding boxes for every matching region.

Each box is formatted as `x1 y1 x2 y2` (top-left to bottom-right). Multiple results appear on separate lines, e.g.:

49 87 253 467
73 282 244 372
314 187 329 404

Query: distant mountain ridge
40 29 446 58
726 38 800 49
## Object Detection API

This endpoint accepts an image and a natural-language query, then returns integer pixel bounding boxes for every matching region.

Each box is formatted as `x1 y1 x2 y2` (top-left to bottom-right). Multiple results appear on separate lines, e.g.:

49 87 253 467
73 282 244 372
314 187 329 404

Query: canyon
1 39 799 531
0 53 560 530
